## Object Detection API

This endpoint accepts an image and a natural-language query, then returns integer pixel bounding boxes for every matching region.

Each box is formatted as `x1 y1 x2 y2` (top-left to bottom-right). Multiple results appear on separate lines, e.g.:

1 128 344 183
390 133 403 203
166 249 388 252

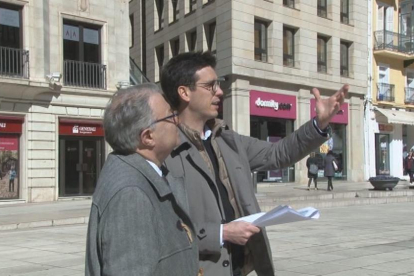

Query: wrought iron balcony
283 0 295 8
317 7 327 18
283 54 294 67
63 60 106 90
374 30 414 54
405 87 414 105
377 83 395 102
340 12 349 24
317 63 327 73
0 46 29 79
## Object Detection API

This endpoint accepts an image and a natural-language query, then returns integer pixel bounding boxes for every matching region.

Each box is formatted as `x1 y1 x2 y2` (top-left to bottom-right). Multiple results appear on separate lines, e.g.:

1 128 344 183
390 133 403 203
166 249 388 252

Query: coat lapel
166 174 190 214
177 131 216 184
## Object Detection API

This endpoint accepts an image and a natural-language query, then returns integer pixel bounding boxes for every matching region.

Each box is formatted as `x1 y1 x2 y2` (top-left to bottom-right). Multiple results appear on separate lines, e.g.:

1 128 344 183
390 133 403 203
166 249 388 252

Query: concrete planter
369 177 400 191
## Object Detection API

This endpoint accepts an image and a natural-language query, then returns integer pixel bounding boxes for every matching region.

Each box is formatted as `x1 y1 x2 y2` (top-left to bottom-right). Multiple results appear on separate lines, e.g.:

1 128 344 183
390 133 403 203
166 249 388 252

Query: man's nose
215 86 224 97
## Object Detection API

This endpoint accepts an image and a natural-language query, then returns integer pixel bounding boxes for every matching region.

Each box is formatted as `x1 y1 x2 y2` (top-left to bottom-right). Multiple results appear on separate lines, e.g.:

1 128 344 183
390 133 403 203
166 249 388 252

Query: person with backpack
306 152 319 190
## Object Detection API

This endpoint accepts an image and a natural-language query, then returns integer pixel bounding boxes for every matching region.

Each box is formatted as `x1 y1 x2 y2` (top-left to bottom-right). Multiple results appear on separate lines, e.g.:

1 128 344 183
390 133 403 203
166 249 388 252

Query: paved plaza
0 202 413 275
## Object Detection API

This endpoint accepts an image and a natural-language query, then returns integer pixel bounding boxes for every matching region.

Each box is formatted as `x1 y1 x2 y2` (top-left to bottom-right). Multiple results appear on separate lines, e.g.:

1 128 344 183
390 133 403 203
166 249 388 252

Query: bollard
251 171 258 193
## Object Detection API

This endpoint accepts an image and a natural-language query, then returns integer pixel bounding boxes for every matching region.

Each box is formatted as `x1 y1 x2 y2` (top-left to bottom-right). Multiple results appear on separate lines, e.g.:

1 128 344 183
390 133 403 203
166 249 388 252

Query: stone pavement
0 224 85 276
0 180 413 231
0 202 413 275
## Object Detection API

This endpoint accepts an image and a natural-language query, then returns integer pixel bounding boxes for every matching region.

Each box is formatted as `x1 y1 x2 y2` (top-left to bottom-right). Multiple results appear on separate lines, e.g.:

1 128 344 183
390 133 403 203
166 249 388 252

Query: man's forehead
195 66 217 80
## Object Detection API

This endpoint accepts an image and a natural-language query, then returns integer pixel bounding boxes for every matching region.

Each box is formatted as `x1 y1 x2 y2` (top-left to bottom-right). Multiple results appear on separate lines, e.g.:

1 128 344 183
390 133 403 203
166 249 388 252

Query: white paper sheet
235 205 319 227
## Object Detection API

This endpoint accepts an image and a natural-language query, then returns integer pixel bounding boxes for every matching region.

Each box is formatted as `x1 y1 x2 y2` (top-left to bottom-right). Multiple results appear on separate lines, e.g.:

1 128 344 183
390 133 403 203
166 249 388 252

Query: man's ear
177 86 190 104
140 128 155 147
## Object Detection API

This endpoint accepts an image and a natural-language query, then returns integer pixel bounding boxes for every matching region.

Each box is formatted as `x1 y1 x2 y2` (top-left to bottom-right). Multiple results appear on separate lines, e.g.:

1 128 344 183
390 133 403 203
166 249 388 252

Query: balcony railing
283 54 294 67
377 83 395 102
130 57 149 85
0 46 29 79
374 30 414 54
63 60 106 90
317 7 327 18
405 87 414 104
340 13 349 24
341 66 349 77
317 63 327 73
283 0 295 8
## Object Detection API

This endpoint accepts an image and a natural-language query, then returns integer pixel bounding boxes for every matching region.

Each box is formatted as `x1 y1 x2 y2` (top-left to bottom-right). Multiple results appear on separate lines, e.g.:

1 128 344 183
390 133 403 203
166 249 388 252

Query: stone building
130 0 368 183
0 0 130 202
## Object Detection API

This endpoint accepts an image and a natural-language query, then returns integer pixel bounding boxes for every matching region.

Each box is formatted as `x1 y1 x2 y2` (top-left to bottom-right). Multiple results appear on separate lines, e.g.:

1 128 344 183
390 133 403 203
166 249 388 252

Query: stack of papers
235 205 320 227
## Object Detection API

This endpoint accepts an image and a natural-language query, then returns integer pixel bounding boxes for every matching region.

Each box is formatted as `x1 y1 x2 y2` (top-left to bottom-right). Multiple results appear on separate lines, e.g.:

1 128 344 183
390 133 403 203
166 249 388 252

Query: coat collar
115 153 172 198
178 119 227 150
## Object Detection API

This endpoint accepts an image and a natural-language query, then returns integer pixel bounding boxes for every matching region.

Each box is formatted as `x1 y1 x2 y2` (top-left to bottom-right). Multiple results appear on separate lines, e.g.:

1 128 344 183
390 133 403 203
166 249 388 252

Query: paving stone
321 268 397 276
14 267 80 276
363 259 414 274
283 262 353 275
0 263 52 275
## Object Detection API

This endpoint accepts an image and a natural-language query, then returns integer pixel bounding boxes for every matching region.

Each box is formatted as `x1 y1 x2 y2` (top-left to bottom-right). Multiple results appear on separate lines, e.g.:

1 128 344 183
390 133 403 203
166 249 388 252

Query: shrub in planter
368 176 400 191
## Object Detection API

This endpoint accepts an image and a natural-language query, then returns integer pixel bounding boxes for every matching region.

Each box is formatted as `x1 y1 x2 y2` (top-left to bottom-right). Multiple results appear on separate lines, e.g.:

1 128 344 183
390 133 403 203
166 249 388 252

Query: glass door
375 133 390 175
62 139 80 195
82 140 102 194
59 137 104 196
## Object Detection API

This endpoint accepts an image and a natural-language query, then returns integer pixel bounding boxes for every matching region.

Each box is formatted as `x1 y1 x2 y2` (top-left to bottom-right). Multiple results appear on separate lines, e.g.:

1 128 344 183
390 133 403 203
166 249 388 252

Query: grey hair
103 83 162 155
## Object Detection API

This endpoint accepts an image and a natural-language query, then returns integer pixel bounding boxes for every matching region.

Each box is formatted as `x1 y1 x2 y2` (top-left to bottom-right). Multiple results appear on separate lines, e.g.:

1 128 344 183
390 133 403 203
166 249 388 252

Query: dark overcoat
324 154 337 177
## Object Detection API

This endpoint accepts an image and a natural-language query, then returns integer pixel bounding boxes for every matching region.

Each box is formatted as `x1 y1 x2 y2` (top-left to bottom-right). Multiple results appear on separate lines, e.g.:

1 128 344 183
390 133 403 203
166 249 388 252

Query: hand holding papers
235 205 320 227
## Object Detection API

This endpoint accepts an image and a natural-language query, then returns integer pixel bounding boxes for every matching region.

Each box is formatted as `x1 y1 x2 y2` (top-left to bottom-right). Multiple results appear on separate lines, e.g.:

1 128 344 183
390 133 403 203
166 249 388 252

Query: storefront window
314 124 347 180
250 116 295 182
0 134 19 199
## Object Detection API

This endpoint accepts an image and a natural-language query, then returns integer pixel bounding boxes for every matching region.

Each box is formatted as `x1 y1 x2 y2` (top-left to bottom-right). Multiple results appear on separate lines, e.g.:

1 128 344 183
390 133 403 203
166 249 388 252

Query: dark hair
103 83 161 155
160 51 216 109
327 150 334 155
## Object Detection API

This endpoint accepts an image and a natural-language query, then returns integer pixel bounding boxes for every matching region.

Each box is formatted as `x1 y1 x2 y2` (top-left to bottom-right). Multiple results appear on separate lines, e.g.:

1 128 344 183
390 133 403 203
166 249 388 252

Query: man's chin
208 110 219 119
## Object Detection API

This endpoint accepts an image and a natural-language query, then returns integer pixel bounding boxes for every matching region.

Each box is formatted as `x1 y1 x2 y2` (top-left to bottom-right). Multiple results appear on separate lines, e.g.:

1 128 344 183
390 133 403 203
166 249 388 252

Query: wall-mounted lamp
116 81 131 90
46 72 62 90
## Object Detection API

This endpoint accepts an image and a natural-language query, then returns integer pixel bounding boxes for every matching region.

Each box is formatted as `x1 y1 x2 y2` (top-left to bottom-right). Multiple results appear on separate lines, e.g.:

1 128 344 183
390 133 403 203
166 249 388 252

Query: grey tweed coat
85 153 199 276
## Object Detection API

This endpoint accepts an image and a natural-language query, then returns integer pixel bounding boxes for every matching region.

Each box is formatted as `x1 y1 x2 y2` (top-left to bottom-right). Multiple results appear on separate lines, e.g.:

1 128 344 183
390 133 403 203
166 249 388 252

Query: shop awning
374 107 414 125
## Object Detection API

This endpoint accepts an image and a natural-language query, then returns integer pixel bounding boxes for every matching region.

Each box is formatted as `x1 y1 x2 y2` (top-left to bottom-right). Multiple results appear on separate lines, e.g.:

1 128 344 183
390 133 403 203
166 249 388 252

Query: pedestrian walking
306 152 319 190
324 151 337 191
404 149 414 183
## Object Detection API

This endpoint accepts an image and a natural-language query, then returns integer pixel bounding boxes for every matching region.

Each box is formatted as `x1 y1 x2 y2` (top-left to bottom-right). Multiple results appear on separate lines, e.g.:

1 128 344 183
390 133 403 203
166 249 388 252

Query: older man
85 83 199 276
161 51 348 276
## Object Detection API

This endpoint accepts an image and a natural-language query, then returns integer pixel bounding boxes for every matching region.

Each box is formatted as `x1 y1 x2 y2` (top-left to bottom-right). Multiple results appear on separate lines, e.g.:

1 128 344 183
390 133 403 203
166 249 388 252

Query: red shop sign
0 116 24 134
250 90 297 119
59 119 104 137
310 99 349 124
0 136 18 150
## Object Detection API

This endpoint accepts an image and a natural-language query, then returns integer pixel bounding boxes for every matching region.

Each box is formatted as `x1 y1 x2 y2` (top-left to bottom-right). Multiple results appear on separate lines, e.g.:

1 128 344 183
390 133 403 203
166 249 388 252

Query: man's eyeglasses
191 77 225 95
149 112 178 127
